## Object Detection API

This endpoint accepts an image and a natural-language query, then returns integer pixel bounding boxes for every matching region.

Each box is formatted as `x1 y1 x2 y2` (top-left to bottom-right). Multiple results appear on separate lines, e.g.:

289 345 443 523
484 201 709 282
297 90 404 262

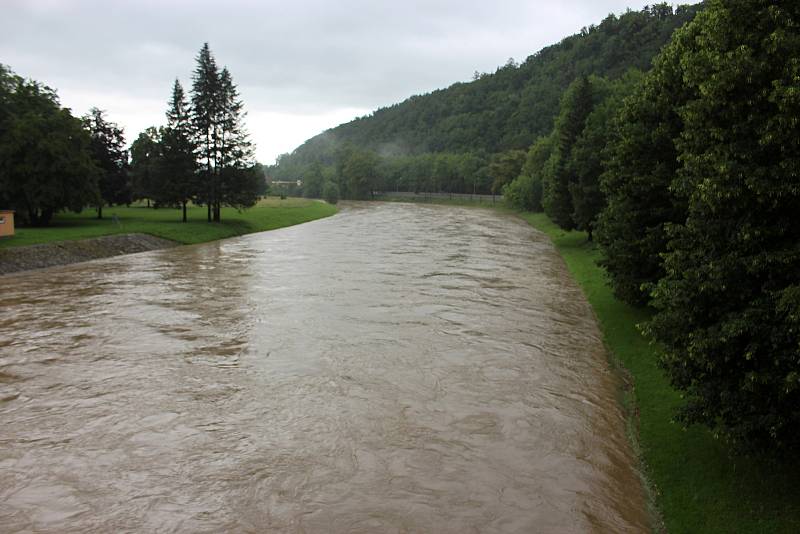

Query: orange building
0 210 15 238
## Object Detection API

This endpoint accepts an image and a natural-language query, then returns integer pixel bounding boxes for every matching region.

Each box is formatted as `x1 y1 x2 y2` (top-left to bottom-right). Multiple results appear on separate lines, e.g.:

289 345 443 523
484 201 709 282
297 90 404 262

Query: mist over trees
270 0 800 452
270 4 701 202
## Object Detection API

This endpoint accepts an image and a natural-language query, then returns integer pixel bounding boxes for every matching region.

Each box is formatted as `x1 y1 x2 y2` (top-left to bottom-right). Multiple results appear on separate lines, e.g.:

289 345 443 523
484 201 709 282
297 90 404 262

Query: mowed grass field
0 197 337 249
518 211 800 534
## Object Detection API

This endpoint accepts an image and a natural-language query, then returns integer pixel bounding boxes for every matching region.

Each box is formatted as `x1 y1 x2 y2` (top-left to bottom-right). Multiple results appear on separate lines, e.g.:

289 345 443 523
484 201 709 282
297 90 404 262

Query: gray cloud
1 0 654 162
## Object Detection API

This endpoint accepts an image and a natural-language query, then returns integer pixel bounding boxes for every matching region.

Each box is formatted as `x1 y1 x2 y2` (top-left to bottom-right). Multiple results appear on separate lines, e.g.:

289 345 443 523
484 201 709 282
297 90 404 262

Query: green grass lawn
0 197 337 248
518 211 800 533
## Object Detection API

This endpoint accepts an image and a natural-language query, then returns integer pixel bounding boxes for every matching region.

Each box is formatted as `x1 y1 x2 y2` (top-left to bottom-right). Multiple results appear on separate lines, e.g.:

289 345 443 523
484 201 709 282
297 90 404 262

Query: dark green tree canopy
646 0 800 450
129 126 162 204
596 23 698 306
83 107 130 215
542 76 595 230
190 44 258 222
0 65 98 226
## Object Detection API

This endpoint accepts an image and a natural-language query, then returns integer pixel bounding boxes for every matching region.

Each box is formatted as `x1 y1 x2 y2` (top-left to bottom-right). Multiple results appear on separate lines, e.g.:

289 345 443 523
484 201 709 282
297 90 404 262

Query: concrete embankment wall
0 233 177 275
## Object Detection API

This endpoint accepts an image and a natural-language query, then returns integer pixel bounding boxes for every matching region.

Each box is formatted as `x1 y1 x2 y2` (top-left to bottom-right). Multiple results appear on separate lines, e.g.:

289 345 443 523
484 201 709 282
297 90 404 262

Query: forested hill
279 3 701 169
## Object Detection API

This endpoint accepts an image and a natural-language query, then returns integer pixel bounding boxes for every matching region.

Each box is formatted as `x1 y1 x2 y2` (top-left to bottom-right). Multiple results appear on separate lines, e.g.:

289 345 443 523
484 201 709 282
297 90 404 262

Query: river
0 202 649 532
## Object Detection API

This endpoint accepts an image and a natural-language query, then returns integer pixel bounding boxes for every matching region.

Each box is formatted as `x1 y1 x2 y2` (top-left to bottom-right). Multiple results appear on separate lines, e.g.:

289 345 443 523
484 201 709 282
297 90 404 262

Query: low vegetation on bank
0 197 336 249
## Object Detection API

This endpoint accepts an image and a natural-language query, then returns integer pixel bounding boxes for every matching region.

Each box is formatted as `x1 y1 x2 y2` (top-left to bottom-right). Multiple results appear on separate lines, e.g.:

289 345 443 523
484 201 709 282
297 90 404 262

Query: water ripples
0 202 648 532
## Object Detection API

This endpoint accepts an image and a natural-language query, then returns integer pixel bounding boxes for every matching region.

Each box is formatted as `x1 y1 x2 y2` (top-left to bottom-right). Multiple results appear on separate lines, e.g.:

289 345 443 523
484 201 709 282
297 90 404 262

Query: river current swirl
0 202 648 532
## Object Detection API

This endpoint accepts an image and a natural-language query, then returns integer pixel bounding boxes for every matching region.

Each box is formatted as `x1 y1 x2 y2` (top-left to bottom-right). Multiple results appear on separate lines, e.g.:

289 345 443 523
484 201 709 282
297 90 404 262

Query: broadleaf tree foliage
0 65 98 226
596 24 697 306
645 0 800 450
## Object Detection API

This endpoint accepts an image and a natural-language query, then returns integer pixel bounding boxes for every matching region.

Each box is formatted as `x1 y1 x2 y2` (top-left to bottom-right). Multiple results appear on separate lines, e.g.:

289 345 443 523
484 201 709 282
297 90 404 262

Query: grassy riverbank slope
0 197 337 249
519 211 800 534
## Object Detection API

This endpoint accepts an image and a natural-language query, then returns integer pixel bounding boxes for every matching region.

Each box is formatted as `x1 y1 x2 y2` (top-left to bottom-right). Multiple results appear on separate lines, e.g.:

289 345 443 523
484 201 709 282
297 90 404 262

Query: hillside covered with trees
270 3 702 199
277 0 800 455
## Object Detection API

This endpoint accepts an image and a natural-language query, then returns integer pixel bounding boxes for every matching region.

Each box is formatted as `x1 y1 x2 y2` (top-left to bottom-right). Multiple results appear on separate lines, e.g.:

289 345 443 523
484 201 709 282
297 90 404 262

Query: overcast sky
2 0 652 164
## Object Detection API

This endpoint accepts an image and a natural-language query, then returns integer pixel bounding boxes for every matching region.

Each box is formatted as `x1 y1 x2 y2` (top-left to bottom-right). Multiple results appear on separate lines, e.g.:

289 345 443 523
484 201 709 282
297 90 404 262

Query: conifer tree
190 43 221 222
569 72 642 241
190 44 257 222
161 79 197 222
83 108 129 219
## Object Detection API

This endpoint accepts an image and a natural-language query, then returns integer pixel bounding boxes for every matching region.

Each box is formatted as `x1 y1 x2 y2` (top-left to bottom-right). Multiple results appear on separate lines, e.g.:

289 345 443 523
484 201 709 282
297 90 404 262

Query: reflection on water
0 202 648 532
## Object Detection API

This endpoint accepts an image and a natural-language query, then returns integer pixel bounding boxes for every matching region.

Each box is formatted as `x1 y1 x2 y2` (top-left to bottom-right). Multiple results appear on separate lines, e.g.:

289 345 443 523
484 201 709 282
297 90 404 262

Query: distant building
0 210 14 238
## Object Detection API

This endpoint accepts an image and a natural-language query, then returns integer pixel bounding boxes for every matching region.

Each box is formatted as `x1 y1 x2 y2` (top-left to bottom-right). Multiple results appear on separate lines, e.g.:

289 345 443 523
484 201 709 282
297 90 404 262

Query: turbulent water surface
0 202 649 532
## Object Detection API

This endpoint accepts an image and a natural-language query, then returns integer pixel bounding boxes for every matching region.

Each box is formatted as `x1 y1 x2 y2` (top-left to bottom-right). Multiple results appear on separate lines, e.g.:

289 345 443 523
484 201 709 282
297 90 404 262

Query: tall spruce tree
569 71 642 241
83 108 129 219
215 67 256 218
190 44 257 222
162 79 197 222
191 43 221 222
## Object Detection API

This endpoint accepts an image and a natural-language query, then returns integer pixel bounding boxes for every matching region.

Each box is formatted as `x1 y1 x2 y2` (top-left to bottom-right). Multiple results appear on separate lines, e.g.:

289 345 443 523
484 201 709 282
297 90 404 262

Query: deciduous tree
0 68 98 226
543 76 594 230
596 30 695 305
647 0 800 450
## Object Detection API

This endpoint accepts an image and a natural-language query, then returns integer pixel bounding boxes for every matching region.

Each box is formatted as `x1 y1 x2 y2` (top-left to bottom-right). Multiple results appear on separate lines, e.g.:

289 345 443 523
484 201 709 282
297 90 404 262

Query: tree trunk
207 202 211 222
40 207 54 226
27 207 38 227
182 201 187 223
97 205 103 220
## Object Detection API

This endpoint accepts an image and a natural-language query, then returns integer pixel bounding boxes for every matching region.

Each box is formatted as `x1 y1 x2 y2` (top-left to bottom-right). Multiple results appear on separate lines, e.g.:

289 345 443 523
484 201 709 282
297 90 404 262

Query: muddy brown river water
0 202 649 533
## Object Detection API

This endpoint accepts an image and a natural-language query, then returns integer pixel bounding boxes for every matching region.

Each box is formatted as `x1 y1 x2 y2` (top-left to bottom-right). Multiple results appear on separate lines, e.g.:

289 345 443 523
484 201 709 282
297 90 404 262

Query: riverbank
518 211 800 533
0 233 177 275
0 197 337 249
0 197 337 274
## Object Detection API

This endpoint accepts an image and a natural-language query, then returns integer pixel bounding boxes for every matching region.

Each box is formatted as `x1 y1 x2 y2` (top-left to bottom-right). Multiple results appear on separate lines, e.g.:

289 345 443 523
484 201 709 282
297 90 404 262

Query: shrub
322 181 339 205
